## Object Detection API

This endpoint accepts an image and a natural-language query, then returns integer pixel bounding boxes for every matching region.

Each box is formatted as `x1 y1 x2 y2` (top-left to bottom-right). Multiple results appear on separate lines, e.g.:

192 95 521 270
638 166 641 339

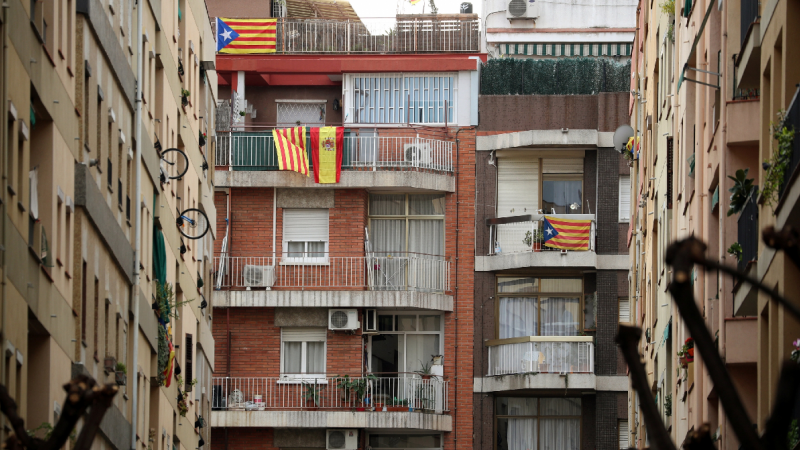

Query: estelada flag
217 18 277 54
542 216 593 251
310 127 344 184
273 127 309 176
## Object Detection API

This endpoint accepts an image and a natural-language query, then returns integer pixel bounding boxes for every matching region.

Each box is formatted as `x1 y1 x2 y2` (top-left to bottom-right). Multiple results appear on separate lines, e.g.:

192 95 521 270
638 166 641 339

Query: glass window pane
409 194 445 215
307 241 325 257
542 180 582 214
283 342 302 373
540 297 580 336
378 315 394 332
369 434 441 448
306 342 325 373
496 418 537 450
497 277 538 293
498 297 538 338
497 397 538 415
397 315 417 331
371 334 399 374
370 194 405 215
540 418 579 450
539 279 582 292
287 241 305 258
540 398 581 415
420 315 441 331
409 219 444 256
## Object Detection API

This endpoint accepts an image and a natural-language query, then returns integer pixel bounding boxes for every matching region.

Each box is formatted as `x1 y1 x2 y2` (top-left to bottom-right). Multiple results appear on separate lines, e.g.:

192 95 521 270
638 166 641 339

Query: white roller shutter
283 209 329 242
542 158 584 174
619 420 629 449
619 297 631 323
281 328 327 342
619 175 631 222
497 155 539 217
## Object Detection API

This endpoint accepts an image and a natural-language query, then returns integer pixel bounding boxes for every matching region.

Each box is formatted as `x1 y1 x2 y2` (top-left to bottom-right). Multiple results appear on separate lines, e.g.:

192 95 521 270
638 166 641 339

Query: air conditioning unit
404 143 433 166
362 309 377 334
506 0 539 19
329 309 359 331
326 429 358 450
242 265 275 288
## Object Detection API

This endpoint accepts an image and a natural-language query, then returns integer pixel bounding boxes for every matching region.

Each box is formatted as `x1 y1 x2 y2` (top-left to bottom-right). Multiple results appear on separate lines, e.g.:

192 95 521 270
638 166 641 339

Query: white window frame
279 327 327 383
343 73 457 126
282 209 329 264
619 175 631 223
366 312 444 373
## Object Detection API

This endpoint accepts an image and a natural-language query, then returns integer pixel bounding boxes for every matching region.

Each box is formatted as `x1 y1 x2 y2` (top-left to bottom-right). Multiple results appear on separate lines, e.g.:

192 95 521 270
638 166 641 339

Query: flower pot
679 356 688 368
532 242 542 252
687 348 694 358
386 406 406 412
421 374 432 380
356 407 366 412
115 372 127 386
104 356 117 374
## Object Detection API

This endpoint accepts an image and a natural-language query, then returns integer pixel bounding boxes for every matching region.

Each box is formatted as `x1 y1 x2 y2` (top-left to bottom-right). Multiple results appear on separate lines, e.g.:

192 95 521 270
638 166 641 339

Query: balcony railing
215 131 454 173
741 0 760 48
211 374 449 413
213 252 450 293
737 193 759 273
486 337 594 376
487 214 596 255
215 16 479 54
779 86 800 201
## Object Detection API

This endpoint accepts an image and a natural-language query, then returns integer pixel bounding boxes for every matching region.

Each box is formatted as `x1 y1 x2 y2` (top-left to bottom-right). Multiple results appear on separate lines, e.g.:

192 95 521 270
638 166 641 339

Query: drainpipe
0 0 8 438
718 0 728 361
130 0 144 446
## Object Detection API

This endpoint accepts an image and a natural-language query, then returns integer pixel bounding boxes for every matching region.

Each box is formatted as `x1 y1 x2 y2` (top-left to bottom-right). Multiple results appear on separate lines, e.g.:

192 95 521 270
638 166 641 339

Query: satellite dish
613 124 635 154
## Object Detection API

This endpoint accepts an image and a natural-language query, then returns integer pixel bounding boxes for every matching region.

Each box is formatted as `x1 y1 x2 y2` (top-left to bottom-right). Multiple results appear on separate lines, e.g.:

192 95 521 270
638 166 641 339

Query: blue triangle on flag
542 217 559 242
216 18 240 52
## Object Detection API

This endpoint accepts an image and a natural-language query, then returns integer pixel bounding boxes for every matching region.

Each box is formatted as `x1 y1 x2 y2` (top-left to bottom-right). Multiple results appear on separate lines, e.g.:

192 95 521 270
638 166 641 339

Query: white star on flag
220 29 233 41
546 227 554 235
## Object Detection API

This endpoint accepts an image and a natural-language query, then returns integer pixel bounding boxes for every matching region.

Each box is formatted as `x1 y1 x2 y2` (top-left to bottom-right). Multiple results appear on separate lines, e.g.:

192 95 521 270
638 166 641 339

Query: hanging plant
761 111 795 209
727 242 743 262
178 59 185 77
660 0 676 42
177 391 189 417
157 325 169 383
199 131 206 147
181 89 190 107
727 168 757 216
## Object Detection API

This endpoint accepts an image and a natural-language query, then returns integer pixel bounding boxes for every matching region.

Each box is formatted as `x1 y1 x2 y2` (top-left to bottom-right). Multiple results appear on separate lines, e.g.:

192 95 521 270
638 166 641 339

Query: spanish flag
162 335 176 387
273 127 309 176
542 216 593 251
310 127 344 184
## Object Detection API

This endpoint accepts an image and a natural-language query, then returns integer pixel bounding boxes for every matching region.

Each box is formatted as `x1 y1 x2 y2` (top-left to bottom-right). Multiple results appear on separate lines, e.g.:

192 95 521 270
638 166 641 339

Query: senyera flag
217 18 277 54
542 216 593 251
273 127 309 176
310 127 344 184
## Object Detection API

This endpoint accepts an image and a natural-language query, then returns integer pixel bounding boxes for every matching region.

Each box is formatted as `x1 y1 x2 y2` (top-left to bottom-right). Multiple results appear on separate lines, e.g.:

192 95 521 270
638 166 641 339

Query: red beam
216 53 487 74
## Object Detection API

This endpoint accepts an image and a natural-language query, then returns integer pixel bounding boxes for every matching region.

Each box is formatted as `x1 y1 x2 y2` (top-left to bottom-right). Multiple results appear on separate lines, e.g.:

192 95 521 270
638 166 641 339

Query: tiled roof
285 0 360 20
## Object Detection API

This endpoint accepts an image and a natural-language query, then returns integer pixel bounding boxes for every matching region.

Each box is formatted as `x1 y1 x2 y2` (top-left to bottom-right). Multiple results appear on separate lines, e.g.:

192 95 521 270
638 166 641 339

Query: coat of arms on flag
542 216 593 251
217 18 277 54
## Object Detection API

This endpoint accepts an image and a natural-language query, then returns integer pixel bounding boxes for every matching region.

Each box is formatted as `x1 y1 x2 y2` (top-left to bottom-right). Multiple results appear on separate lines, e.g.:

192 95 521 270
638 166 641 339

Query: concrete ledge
595 376 629 392
596 255 630 270
214 290 454 311
473 374 595 392
477 130 614 151
475 253 628 271
210 410 452 431
215 170 455 192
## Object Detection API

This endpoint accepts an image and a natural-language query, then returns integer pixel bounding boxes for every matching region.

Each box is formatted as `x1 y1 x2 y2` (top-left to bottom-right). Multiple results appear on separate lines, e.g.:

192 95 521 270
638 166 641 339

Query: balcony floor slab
475 253 628 271
473 375 629 392
210 410 452 431
214 289 454 311
215 170 455 192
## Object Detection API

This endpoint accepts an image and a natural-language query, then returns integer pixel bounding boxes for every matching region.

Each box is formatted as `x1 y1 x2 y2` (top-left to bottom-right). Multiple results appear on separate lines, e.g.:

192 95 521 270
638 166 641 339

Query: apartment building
0 0 217 448
473 2 635 450
207 1 481 449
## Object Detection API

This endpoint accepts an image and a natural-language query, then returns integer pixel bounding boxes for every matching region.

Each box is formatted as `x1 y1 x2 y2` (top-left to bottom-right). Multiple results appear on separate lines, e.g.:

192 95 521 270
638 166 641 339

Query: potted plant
177 392 188 417
104 355 117 374
387 398 408 412
523 229 545 252
115 362 127 386
415 360 434 380
302 381 323 410
181 89 190 107
199 131 206 148
726 168 757 217
684 338 695 362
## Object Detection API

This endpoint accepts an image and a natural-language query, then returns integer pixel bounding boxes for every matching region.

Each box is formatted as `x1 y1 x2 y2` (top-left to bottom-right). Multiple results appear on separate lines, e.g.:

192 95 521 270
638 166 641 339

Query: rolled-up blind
283 209 328 242
282 327 327 342
497 156 539 217
619 175 631 222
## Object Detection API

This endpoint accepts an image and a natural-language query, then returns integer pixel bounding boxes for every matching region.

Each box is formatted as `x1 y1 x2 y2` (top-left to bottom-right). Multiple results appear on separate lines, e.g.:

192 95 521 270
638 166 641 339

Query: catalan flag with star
542 216 593 251
217 18 277 54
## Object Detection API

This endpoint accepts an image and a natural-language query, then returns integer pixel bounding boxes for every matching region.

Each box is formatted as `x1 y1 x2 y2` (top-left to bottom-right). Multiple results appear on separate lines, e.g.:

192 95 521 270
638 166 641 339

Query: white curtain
284 342 302 373
405 334 440 372
29 168 39 220
506 418 537 450
498 297 538 338
306 342 325 373
369 194 405 215
370 219 406 254
539 297 580 336
409 194 445 216
539 419 580 450
408 220 444 256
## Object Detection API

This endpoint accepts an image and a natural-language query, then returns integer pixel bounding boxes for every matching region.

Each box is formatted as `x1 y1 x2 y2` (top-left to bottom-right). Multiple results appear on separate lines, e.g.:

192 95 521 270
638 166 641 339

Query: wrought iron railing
211 374 449 413
740 0 760 49
486 337 594 376
487 214 597 255
737 193 759 273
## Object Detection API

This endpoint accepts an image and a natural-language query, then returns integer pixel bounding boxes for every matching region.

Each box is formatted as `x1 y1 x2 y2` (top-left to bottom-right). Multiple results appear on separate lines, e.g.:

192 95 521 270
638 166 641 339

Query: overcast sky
348 0 482 18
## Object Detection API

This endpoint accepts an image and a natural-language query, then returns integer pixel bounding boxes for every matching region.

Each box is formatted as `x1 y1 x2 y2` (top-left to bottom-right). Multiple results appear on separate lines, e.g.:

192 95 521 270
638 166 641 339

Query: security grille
277 102 326 127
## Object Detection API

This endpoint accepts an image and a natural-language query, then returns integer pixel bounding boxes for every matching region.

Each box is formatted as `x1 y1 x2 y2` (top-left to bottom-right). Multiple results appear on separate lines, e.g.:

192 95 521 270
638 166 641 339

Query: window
496 277 583 338
496 397 581 450
497 154 539 217
368 312 442 374
347 74 455 124
271 0 286 17
280 328 326 380
619 175 631 222
276 101 326 127
368 434 442 449
619 420 629 449
619 297 631 324
542 159 583 215
282 209 329 263
185 334 193 391
81 261 87 342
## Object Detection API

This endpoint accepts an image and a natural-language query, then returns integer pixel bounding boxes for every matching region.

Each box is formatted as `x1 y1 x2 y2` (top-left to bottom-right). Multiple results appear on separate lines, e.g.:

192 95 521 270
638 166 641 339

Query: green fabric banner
153 228 167 286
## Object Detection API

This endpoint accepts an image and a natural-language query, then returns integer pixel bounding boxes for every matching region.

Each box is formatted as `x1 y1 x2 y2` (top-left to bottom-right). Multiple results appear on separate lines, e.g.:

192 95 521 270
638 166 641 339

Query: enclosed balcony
486 337 594 376
210 374 452 430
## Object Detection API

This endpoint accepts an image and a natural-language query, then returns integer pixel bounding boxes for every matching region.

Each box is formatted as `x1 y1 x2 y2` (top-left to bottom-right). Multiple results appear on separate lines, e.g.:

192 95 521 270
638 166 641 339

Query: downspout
0 0 8 435
272 188 276 261
718 0 729 444
130 0 144 446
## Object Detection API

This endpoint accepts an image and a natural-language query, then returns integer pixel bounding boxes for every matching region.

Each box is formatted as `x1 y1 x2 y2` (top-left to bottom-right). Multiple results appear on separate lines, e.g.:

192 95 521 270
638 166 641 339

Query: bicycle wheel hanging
160 148 189 181
177 208 210 240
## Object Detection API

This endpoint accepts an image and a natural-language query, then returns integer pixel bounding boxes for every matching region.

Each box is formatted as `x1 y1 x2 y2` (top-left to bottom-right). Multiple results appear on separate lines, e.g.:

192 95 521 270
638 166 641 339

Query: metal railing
737 193 759 273
215 131 454 173
486 337 594 376
211 375 449 413
487 214 596 255
779 86 800 200
216 16 479 54
740 0 760 48
213 252 450 293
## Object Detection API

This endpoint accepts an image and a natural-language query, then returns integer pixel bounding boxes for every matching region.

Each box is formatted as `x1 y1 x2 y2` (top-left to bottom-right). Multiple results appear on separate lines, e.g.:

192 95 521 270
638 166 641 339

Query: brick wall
596 392 619 449
582 395 597 450
211 427 278 450
597 149 621 255
474 151 497 257
596 271 619 376
584 149 597 225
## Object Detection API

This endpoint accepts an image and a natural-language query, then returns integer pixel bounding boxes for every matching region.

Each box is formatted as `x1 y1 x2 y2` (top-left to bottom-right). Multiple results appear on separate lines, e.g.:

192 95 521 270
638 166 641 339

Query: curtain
370 194 405 215
408 220 444 256
306 342 325 373
542 180 582 214
539 278 581 293
370 219 406 254
539 297 580 336
29 168 39 219
499 418 537 450
284 342 302 373
405 334 440 372
409 194 445 216
539 418 580 450
498 297 538 338
153 228 167 285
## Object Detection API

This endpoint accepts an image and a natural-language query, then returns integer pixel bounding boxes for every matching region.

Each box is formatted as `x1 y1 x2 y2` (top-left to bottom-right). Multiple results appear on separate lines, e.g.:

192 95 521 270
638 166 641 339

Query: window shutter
283 209 329 242
619 175 631 222
282 327 327 342
619 298 631 323
542 158 584 174
619 420 629 449
185 334 193 392
497 156 539 217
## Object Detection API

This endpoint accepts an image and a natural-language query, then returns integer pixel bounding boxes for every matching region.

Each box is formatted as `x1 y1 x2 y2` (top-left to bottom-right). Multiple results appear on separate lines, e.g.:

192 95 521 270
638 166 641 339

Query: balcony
735 0 761 91
215 130 455 191
778 87 800 203
219 16 479 54
213 253 453 310
486 337 594 376
210 374 452 430
734 194 758 316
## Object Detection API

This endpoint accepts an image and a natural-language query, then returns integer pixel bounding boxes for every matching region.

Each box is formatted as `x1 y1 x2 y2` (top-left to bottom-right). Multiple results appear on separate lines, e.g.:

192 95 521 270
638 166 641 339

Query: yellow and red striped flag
542 216 593 251
310 127 344 184
273 127 309 176
217 18 277 54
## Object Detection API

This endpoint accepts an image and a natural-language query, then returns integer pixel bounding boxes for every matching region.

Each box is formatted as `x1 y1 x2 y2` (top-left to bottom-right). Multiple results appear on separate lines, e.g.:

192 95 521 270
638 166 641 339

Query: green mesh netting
480 57 632 96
